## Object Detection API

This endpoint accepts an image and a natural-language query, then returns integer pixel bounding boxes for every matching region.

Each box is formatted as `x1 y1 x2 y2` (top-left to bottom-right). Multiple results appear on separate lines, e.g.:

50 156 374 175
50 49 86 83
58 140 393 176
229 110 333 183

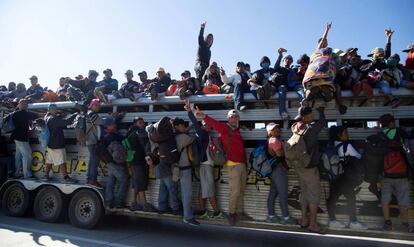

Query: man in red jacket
194 107 251 225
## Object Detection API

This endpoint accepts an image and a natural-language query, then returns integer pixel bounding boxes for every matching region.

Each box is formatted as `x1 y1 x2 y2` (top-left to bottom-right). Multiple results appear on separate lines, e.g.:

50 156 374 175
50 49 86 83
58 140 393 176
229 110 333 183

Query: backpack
158 138 180 164
107 141 128 164
73 113 88 146
207 126 233 167
382 129 409 177
148 117 174 143
249 141 280 178
67 86 85 101
361 133 388 183
284 127 311 169
187 137 201 168
321 143 346 181
122 137 135 163
2 112 15 134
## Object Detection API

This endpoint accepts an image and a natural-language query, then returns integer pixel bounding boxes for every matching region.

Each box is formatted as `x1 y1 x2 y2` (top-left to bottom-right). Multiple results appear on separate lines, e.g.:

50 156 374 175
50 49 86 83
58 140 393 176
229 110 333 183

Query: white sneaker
349 221 368 230
329 220 347 229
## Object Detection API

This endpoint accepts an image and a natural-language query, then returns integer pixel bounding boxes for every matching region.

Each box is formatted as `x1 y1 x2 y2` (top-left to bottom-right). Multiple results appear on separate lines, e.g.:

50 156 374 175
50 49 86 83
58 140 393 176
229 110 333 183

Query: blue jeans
179 168 193 220
375 80 392 95
234 83 250 110
278 85 288 115
267 165 289 217
87 144 99 181
105 163 129 205
158 175 180 211
14 140 32 178
0 156 14 176
287 83 305 102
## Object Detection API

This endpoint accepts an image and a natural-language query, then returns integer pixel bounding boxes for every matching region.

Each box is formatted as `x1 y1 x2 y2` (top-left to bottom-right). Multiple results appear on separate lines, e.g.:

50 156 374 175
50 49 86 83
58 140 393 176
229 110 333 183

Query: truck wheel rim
41 194 56 216
76 198 95 222
8 189 24 212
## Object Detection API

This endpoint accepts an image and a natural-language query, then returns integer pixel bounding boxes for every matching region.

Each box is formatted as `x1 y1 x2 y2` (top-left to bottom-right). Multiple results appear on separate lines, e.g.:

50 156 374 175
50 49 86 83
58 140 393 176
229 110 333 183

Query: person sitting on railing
42 103 78 183
114 70 140 101
274 48 294 120
25 75 44 103
195 21 214 85
244 63 252 78
166 71 195 99
402 43 414 81
202 62 223 91
202 79 221 94
0 83 26 101
359 29 401 108
180 70 198 95
220 62 250 111
249 56 276 100
287 54 308 102
67 70 99 104
94 68 119 104
146 67 171 100
137 71 153 93
56 77 70 101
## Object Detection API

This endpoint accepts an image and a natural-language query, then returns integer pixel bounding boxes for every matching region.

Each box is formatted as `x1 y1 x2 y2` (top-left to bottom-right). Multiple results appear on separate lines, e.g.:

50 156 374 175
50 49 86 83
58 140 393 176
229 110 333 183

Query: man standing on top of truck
195 21 214 85
42 103 77 183
194 107 252 225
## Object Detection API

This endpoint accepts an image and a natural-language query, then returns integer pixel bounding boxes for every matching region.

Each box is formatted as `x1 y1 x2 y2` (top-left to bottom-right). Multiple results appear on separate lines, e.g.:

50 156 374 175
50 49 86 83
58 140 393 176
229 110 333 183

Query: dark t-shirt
45 113 76 149
11 110 38 142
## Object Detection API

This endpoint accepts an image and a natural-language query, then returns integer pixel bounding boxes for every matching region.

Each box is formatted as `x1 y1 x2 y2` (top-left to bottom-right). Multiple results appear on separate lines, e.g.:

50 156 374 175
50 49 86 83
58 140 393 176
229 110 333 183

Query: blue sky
0 0 412 90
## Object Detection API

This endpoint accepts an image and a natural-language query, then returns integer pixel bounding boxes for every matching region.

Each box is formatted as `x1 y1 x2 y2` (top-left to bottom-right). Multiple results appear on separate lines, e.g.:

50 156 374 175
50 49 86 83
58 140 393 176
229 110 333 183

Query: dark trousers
327 175 357 222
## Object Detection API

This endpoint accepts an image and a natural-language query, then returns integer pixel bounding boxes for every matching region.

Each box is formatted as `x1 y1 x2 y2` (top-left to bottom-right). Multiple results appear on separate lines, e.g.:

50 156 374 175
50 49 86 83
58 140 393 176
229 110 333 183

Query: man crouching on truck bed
194 107 253 225
42 103 77 183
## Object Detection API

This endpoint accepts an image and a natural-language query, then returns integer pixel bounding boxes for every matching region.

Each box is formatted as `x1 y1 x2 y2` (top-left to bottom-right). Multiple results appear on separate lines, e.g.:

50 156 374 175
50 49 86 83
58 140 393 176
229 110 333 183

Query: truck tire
2 183 31 217
68 189 103 229
33 186 66 223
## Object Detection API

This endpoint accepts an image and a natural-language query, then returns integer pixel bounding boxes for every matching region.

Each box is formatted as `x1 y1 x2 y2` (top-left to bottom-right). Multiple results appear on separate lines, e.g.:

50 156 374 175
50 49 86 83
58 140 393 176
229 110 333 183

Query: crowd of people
1 22 414 233
0 22 413 118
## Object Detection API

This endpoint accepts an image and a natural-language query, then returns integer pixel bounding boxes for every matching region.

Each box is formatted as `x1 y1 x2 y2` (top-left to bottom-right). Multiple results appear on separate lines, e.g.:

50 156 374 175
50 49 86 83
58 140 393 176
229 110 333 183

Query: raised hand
278 48 287 55
201 21 206 28
385 28 394 39
326 22 332 31
183 98 191 112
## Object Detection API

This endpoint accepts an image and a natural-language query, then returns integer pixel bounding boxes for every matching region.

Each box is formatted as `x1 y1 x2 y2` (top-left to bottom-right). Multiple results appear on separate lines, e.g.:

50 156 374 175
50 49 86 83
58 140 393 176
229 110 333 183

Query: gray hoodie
175 133 194 168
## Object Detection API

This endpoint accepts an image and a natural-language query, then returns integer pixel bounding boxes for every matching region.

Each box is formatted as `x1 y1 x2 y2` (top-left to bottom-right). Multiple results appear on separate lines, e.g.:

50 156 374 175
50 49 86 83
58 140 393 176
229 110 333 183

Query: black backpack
361 133 389 183
148 117 174 143
158 138 180 164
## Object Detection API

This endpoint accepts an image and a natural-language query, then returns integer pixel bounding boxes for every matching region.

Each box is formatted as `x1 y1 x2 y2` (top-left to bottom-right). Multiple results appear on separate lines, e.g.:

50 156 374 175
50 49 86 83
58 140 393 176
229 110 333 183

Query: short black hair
172 117 185 126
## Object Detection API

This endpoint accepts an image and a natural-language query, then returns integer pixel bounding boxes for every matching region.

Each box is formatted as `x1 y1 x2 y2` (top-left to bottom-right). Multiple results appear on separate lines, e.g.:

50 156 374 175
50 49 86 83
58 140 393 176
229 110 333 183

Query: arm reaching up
317 22 332 49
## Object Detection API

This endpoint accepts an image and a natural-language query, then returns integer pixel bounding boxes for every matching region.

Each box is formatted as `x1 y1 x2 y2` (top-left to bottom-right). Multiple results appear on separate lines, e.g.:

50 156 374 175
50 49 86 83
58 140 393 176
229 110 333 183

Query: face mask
261 62 270 69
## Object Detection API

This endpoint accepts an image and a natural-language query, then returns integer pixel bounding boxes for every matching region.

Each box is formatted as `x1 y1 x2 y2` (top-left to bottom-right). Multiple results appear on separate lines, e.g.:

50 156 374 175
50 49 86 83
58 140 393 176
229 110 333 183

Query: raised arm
317 22 332 49
274 48 286 70
184 99 203 136
193 105 227 134
385 28 394 59
199 22 206 46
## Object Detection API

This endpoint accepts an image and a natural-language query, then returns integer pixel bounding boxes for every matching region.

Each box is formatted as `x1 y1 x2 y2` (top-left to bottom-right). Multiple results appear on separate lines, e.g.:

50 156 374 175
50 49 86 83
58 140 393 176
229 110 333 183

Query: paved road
0 211 413 247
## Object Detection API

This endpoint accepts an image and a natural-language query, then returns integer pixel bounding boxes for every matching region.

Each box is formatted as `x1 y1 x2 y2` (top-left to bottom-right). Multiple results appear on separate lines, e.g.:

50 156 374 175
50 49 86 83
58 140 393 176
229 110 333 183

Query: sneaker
280 216 297 225
280 111 290 120
338 105 347 115
183 218 200 226
238 212 254 221
239 105 247 111
172 209 183 216
105 201 114 209
228 213 237 226
266 215 281 224
158 208 172 215
212 211 226 219
143 203 158 213
64 176 78 184
349 221 368 230
329 220 347 229
383 220 393 231
41 175 51 182
199 210 211 219
391 98 400 108
401 222 414 233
